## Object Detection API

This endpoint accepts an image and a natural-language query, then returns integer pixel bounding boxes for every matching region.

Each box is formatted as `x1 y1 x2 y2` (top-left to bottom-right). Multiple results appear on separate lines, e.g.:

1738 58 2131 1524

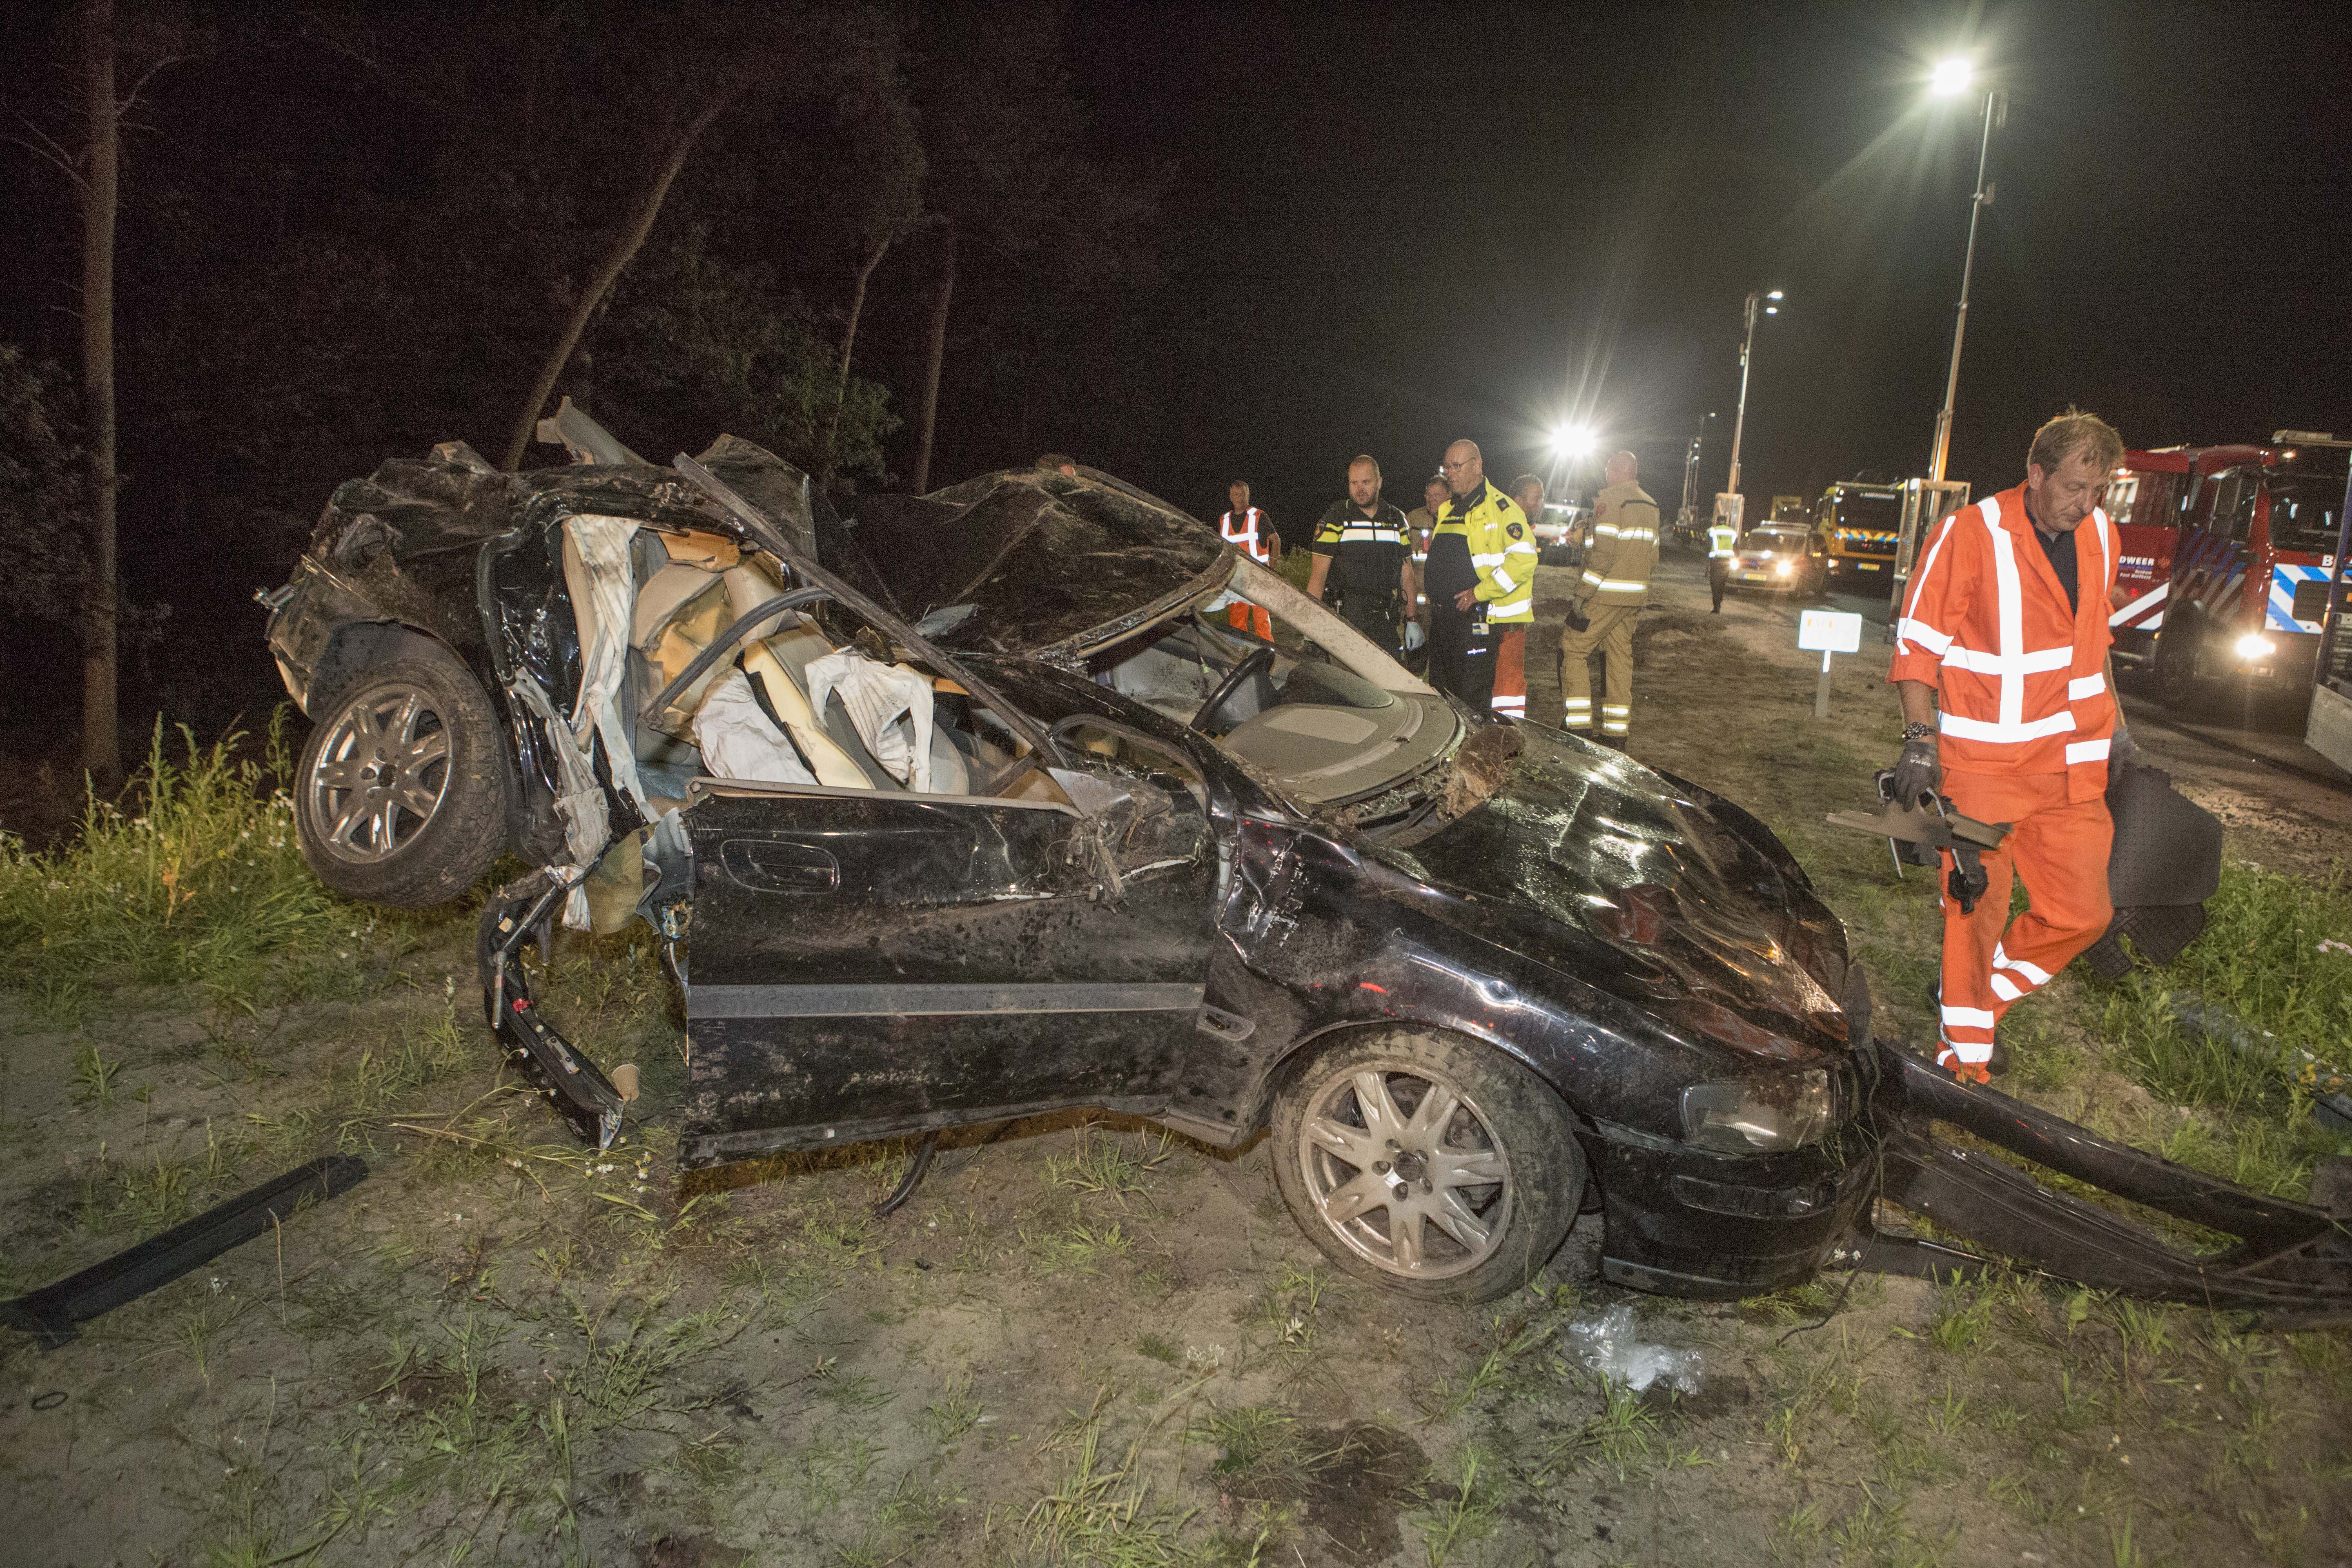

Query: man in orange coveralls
1886 410 2137 1082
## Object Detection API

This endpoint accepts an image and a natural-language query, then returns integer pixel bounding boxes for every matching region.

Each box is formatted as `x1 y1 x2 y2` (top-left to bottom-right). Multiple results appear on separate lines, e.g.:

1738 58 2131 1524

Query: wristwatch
1900 721 1936 743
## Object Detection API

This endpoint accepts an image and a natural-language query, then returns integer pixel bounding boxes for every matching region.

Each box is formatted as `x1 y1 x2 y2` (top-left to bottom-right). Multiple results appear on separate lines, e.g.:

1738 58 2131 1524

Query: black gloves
1889 734 1942 810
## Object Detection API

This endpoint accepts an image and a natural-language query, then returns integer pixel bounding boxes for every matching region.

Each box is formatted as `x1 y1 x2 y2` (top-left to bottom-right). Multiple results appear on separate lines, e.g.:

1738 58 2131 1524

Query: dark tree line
0 0 1160 779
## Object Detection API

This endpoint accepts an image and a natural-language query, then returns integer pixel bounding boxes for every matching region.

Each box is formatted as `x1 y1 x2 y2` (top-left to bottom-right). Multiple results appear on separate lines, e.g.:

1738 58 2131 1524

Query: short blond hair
2027 409 2124 476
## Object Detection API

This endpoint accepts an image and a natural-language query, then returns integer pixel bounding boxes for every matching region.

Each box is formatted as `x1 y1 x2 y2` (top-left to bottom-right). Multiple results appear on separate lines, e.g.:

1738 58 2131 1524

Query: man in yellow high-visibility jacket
1708 514 1739 613
1427 439 1537 713
1560 450 1658 744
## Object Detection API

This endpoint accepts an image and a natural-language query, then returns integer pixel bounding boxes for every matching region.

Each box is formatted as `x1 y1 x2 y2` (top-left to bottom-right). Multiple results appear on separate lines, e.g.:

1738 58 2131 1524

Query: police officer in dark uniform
1305 454 1413 656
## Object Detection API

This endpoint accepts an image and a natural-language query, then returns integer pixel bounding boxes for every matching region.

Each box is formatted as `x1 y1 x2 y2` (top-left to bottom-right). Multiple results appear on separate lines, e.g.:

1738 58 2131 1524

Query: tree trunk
910 223 956 495
819 234 894 486
80 0 120 785
501 77 743 472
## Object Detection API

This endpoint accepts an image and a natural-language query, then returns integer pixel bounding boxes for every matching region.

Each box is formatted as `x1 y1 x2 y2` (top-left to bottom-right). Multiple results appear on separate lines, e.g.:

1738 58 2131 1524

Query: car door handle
720 838 840 895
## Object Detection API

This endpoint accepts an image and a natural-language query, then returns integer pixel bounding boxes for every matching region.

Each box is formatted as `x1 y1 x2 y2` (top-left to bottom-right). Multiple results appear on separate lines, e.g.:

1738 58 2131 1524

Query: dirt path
3 563 2347 1566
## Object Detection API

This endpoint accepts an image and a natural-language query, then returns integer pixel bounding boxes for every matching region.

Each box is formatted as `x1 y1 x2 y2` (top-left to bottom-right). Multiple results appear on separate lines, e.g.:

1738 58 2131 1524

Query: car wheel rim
1295 1063 1512 1280
306 684 452 863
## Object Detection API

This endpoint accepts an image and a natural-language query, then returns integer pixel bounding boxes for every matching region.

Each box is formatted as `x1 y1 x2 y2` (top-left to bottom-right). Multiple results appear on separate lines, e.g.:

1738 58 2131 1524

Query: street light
1927 65 2005 484
1550 423 1599 461
1724 289 1784 500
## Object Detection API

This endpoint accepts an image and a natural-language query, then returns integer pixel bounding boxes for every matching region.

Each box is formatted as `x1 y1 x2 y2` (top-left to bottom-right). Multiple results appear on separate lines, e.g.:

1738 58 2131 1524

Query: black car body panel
271 423 2352 1314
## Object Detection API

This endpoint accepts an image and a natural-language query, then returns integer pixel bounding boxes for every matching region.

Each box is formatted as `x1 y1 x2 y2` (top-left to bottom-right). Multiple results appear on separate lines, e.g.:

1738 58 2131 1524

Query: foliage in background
0 342 89 626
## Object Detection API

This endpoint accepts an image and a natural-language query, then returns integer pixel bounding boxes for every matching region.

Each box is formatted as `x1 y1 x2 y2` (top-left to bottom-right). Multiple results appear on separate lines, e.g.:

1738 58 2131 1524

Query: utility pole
1928 87 2003 485
1680 411 1715 523
1725 291 1780 498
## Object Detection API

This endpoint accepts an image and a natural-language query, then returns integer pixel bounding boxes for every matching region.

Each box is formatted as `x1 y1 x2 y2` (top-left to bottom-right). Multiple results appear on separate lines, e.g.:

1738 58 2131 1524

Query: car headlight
1774 560 1794 576
1681 1067 1835 1152
2234 632 2276 662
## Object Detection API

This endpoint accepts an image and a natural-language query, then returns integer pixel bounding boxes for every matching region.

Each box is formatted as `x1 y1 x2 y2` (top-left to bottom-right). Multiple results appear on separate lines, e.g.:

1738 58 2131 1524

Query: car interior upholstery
576 526 1064 813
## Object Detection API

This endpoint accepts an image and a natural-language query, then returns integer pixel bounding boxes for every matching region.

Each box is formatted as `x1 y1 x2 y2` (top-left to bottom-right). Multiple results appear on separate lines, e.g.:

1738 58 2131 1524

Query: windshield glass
2268 465 2348 554
1088 559 1461 809
1741 528 1810 553
1826 491 1901 534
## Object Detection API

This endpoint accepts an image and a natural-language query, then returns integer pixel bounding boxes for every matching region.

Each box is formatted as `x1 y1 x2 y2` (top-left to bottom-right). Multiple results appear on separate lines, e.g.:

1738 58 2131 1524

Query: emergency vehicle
2123 432 2348 710
2097 448 2187 667
1811 479 1904 588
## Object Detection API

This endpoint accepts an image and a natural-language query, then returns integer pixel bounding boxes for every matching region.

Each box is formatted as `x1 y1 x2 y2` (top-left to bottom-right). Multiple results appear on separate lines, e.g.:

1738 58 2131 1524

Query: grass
0 715 353 1017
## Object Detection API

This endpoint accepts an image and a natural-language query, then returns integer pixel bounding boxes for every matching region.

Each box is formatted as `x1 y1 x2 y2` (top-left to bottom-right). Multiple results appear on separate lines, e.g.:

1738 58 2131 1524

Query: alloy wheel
1293 1062 1512 1280
305 684 453 863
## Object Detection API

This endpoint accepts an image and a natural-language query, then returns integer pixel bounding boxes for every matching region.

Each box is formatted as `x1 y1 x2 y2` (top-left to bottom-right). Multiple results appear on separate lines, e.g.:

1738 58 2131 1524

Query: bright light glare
2235 633 2277 662
1767 290 1784 301
1764 306 1778 315
1551 424 1599 459
1930 57 1973 97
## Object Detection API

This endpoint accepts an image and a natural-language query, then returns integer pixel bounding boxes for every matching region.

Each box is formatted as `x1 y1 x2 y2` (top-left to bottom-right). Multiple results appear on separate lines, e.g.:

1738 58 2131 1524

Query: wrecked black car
262 405 2352 1314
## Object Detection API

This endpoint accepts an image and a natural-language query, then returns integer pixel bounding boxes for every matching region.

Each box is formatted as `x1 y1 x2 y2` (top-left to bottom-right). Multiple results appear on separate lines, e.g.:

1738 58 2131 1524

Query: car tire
1270 1028 1586 1301
294 641 511 908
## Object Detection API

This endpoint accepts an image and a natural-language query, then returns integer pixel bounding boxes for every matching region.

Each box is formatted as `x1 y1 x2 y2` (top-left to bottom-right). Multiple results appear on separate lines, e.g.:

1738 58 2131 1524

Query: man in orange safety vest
1888 410 2137 1082
1216 479 1281 640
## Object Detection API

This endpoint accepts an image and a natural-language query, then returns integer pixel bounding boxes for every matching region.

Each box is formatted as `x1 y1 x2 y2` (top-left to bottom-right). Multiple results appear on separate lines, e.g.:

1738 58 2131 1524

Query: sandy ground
2 552 2347 1567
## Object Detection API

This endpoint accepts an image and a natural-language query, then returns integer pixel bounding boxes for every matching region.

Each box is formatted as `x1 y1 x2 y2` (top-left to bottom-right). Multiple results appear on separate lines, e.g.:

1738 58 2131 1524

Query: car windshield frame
1741 528 1811 553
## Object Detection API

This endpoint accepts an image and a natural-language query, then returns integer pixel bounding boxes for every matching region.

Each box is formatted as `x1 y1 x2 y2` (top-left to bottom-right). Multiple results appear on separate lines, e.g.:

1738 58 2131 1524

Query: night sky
1051 0 2352 532
4 1 2349 740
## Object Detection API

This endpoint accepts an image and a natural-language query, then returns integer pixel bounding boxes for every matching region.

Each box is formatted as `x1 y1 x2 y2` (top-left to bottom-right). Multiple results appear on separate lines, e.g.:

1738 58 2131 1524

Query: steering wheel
1192 646 1277 735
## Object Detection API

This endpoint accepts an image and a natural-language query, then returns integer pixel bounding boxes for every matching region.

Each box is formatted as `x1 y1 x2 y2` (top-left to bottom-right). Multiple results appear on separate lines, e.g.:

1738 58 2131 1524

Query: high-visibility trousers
1227 599 1272 641
1936 770 2114 1068
1560 603 1637 735
1490 626 1526 719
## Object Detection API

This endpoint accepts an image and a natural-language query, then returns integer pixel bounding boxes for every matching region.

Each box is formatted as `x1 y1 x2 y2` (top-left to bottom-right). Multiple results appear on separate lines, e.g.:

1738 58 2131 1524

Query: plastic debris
1564 1303 1702 1393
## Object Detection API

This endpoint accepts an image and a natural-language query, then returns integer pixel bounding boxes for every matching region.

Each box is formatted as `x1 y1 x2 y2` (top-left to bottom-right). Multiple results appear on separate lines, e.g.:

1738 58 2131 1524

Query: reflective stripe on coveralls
1219 508 1272 564
1933 771 2114 1065
1891 489 2118 800
1579 482 1659 608
1889 485 2123 1068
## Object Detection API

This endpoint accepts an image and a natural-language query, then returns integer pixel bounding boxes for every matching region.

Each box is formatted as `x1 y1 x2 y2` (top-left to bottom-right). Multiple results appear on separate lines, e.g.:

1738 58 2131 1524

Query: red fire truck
2102 432 2348 710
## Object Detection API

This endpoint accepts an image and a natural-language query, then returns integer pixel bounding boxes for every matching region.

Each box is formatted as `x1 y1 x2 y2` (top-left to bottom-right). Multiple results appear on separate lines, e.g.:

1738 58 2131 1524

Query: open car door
675 767 1223 1169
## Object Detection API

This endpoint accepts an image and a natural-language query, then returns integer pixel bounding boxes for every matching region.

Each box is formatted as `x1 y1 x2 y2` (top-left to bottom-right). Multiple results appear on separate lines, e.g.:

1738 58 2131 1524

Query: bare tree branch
10 115 89 190
501 72 748 471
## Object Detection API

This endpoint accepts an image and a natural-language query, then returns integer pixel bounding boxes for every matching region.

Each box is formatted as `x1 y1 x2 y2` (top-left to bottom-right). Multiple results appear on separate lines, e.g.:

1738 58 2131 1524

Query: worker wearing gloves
1889 410 2136 1083
1559 451 1658 742
1425 440 1535 713
1305 455 1414 657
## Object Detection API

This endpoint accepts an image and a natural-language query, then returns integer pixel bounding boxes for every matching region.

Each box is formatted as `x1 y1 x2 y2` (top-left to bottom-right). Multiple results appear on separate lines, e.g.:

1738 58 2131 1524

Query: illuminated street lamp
1927 58 2005 485
1723 289 1783 499
1550 423 1599 461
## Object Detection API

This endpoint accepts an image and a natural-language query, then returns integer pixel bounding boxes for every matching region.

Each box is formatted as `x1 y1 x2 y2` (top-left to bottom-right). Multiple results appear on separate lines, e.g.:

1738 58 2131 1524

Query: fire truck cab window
2203 470 2252 540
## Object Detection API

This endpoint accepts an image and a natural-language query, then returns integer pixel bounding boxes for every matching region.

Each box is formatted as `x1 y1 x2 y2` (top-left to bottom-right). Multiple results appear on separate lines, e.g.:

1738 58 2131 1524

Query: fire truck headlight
2234 632 2277 662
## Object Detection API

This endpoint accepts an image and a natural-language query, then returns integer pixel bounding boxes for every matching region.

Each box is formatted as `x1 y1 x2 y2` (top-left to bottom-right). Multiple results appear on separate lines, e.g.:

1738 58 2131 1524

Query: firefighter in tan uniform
1559 451 1658 743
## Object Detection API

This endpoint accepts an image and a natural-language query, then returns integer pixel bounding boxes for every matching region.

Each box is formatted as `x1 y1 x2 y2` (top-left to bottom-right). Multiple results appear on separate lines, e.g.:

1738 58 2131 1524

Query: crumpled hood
1383 725 1855 1058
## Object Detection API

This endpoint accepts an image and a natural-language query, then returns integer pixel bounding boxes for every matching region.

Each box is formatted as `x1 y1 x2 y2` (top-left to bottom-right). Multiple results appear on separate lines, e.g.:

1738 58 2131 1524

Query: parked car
258 407 2352 1314
1530 501 1586 567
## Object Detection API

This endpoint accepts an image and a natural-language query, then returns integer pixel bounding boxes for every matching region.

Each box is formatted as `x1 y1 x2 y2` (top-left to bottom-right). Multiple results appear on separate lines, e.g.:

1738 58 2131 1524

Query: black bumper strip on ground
0 1155 369 1349
686 982 1209 1020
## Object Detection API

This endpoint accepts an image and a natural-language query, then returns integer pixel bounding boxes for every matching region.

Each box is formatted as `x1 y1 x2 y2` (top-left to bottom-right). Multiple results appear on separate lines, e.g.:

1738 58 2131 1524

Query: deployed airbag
806 650 936 792
692 670 818 787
